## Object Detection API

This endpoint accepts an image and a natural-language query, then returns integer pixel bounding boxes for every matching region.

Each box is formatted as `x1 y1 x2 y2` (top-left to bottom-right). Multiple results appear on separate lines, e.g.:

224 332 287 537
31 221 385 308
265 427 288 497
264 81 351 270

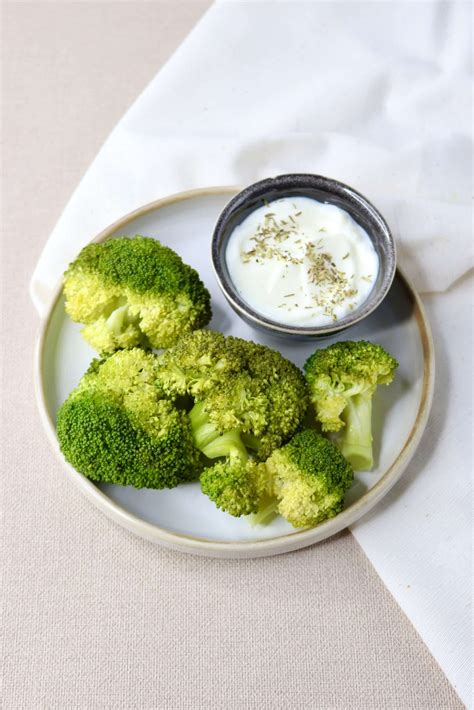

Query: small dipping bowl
212 174 396 339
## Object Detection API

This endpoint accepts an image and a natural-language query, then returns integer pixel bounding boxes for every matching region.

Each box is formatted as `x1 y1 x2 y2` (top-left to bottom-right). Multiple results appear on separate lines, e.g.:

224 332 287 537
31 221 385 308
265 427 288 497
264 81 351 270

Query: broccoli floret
56 348 201 488
191 399 272 517
304 341 398 470
63 236 212 353
158 330 309 460
156 330 308 517
200 457 270 517
266 429 354 527
192 398 271 517
155 329 246 399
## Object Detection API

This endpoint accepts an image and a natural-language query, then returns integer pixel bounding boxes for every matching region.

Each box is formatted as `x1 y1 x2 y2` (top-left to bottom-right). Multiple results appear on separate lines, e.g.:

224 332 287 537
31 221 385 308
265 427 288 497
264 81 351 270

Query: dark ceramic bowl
211 174 396 339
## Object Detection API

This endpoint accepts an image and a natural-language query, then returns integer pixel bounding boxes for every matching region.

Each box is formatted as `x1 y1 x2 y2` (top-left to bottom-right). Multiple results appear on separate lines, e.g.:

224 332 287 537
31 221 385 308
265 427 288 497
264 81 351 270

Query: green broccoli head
266 429 354 528
195 407 271 518
63 236 212 353
56 348 201 488
159 330 309 519
304 340 398 470
155 329 246 399
158 330 309 460
200 457 269 517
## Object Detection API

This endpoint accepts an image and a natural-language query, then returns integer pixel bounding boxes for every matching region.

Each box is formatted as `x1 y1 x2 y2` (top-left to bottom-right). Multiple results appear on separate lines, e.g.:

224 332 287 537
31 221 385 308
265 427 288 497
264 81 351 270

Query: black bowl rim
211 173 397 336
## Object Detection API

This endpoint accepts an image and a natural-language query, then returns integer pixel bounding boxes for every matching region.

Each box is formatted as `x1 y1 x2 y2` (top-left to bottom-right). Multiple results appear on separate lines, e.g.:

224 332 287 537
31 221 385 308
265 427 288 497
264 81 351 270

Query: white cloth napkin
30 1 472 704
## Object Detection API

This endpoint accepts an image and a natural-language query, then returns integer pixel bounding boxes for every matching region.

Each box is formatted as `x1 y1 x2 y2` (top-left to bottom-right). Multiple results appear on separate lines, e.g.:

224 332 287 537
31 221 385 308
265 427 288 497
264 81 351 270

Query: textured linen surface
2 1 470 708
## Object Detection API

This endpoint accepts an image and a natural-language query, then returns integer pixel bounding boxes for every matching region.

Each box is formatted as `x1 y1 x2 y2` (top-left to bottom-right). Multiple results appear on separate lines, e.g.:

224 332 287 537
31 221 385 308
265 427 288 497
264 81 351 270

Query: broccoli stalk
106 303 138 334
189 400 248 461
340 391 373 470
247 498 279 527
201 431 248 462
304 341 398 471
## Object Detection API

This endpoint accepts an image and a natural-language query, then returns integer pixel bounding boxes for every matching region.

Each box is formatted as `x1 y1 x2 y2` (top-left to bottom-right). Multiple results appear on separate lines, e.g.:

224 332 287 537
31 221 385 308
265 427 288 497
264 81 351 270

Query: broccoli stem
201 429 248 462
188 401 218 448
104 303 151 349
241 432 261 451
189 401 248 462
188 400 208 428
106 304 137 334
248 496 279 527
340 393 374 470
193 422 221 450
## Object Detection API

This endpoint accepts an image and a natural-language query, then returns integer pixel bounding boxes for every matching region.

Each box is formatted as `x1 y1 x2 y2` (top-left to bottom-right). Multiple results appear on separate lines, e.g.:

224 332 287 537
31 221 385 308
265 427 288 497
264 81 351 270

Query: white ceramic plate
35 187 434 558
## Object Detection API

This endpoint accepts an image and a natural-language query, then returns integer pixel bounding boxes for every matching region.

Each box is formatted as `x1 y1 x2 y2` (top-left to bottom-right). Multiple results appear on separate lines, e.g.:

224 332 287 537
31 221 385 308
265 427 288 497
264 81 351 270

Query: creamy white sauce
225 196 379 326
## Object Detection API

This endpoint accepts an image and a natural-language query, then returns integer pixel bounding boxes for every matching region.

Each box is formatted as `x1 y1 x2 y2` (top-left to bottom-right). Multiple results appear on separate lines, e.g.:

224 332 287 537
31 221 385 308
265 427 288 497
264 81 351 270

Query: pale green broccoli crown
155 330 246 398
304 341 398 470
63 236 211 353
266 429 353 528
243 340 312 457
304 340 398 424
158 330 309 460
56 348 200 488
200 458 269 517
201 375 270 438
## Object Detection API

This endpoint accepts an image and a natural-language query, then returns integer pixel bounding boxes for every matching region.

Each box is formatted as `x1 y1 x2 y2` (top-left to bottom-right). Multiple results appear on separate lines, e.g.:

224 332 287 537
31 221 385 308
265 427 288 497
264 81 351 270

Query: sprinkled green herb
239 206 365 321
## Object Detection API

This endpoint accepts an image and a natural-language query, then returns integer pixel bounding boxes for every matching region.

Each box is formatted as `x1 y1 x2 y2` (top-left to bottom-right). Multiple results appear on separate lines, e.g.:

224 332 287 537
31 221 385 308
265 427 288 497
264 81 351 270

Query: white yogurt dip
225 196 379 326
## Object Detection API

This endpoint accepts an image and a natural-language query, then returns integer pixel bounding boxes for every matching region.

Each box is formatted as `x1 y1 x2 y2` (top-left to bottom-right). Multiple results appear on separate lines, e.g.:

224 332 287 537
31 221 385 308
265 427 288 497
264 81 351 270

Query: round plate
35 187 434 558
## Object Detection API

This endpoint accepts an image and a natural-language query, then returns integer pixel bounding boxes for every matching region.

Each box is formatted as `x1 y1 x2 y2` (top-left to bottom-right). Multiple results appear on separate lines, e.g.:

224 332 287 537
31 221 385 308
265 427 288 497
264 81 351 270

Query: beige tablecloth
1 3 464 708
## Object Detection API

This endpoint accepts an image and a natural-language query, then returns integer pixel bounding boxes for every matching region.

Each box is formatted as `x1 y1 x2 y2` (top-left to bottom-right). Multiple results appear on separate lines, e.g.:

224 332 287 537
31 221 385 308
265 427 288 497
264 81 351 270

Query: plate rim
34 186 435 558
